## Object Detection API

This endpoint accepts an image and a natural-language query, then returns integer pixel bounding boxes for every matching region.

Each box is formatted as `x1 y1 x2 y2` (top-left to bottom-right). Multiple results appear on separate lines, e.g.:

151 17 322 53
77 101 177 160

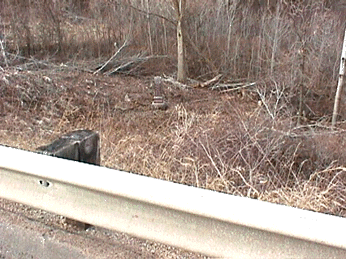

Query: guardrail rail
1 145 346 258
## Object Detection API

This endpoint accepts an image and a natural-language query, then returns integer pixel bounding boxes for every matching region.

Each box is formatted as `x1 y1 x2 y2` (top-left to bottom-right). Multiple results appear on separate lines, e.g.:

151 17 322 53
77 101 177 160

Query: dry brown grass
2 67 346 218
1 0 346 218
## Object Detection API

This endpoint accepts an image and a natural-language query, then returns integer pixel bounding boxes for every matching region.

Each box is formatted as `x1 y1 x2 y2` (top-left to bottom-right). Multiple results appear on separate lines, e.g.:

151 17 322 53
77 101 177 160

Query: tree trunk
172 0 186 82
146 0 153 55
270 1 281 76
332 28 346 127
177 18 186 82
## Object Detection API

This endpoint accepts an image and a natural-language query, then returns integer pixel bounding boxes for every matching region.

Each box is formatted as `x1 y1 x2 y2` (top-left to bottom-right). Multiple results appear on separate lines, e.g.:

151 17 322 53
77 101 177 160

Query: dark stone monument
37 129 100 165
37 129 100 230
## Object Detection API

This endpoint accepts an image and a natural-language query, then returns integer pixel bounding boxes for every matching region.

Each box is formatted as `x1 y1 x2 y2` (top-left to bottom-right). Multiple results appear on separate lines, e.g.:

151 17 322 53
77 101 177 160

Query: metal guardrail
1 145 346 258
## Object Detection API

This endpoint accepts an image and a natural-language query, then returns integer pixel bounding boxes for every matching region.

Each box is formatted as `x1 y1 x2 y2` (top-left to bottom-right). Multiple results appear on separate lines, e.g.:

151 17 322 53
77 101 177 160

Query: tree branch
115 2 176 26
93 39 128 75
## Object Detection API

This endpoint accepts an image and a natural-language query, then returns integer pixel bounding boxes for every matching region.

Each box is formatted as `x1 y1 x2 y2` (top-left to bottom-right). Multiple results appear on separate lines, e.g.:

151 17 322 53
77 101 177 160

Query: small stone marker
152 76 168 110
36 129 100 230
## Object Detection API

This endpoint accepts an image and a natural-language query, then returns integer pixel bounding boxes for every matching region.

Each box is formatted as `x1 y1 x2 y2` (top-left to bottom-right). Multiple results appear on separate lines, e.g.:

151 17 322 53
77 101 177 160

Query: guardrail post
36 129 100 229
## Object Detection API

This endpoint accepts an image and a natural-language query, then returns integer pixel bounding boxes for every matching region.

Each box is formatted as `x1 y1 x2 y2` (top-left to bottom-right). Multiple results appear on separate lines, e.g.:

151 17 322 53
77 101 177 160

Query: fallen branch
93 40 128 75
215 82 256 92
23 56 95 73
2 52 94 73
105 60 135 75
161 75 190 90
196 74 222 88
105 55 168 76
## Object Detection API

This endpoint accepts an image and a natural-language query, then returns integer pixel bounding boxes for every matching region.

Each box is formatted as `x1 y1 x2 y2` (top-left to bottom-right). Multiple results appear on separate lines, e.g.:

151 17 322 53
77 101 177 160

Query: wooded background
1 0 346 121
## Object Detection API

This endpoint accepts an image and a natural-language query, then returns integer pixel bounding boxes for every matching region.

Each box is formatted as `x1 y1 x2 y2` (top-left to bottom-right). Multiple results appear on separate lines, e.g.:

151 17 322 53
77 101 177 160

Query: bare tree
171 0 186 82
332 28 346 127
